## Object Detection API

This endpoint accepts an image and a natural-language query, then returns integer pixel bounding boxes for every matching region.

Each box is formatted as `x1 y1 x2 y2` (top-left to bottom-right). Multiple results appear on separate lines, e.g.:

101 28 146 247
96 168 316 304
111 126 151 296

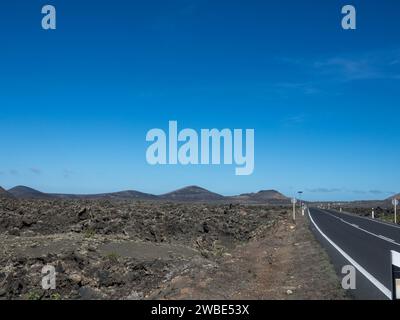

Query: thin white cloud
276 82 321 95
317 49 400 81
306 188 342 193
30 168 42 175
306 188 395 196
63 169 74 179
281 49 400 84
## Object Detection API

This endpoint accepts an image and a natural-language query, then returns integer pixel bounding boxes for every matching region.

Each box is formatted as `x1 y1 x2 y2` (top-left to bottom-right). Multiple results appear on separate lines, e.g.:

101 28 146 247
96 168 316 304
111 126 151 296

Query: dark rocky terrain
0 196 346 300
0 197 277 299
339 205 399 224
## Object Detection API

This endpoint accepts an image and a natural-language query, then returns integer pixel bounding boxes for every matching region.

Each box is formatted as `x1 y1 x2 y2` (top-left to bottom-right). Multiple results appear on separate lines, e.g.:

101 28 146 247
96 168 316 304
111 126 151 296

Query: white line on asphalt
323 210 400 247
330 209 400 230
379 235 396 243
308 209 392 299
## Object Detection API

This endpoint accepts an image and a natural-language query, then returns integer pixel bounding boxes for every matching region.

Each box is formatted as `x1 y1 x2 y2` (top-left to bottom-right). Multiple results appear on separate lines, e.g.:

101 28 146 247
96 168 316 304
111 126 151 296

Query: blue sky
0 0 400 200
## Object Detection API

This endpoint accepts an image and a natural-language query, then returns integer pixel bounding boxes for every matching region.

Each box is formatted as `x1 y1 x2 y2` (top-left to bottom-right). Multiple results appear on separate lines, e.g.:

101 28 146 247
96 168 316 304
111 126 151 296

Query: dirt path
151 213 348 300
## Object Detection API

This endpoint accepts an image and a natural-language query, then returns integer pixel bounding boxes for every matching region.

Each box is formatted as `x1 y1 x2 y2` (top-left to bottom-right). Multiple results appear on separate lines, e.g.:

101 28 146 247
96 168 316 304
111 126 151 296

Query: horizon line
2 184 398 202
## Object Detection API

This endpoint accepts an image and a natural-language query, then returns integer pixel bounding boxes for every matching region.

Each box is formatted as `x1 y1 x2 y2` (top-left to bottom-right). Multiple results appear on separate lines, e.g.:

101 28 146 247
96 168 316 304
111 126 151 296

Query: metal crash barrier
391 251 400 300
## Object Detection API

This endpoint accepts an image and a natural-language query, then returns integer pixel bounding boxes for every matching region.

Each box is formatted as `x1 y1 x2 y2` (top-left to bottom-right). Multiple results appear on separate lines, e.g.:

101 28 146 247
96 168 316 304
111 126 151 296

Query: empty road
308 207 400 300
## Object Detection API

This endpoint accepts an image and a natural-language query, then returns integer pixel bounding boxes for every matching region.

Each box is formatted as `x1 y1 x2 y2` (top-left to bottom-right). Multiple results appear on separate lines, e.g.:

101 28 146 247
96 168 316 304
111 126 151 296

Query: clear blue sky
0 0 399 201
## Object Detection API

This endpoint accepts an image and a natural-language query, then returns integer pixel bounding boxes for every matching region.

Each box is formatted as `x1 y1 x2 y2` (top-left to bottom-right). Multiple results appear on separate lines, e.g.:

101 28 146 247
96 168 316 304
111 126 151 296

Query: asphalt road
308 207 400 300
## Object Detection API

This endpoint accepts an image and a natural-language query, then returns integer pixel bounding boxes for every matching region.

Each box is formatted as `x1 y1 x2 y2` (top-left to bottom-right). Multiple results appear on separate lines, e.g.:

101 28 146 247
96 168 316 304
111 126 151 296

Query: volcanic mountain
0 186 14 199
231 189 289 203
53 190 158 200
7 186 157 200
8 186 52 199
387 194 400 201
160 186 225 202
6 185 290 204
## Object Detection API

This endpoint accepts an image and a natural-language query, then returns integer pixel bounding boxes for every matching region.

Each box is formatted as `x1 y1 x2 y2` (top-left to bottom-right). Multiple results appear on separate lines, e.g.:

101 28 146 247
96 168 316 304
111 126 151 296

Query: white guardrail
391 251 400 300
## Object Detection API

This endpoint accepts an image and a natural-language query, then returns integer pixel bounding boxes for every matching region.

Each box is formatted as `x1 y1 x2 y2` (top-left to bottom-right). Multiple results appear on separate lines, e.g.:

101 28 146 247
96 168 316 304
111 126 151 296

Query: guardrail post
391 250 400 300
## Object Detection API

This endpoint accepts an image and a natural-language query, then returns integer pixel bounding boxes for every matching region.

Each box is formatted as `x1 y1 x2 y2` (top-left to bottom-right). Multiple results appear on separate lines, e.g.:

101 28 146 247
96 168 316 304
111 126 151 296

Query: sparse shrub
106 252 120 263
84 228 95 238
50 292 62 300
27 291 41 300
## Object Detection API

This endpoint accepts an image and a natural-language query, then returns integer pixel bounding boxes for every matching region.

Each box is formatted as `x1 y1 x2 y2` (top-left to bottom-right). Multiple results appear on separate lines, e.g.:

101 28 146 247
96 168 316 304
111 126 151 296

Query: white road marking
379 235 396 243
322 210 400 247
330 209 400 230
308 209 392 299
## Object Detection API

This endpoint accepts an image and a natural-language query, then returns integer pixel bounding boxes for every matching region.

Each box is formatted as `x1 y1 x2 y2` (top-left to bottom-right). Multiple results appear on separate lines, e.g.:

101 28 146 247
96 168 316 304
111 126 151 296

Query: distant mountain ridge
0 187 14 199
3 185 289 204
232 190 289 202
387 194 400 201
7 186 157 201
52 190 158 200
160 186 225 202
8 186 49 199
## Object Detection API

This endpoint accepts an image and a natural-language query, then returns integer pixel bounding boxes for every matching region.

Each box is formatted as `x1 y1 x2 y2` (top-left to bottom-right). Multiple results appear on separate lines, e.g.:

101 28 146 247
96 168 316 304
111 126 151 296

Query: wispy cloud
178 0 203 16
30 168 42 175
313 57 391 81
306 188 343 193
280 49 400 85
150 0 205 33
321 49 400 81
351 190 367 195
369 190 396 195
63 169 74 179
275 82 320 96
369 189 384 195
282 114 308 127
306 188 395 196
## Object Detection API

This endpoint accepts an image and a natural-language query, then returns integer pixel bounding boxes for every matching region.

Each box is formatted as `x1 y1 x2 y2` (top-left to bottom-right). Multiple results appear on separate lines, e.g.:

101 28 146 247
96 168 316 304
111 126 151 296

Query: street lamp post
297 191 303 215
297 191 303 212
